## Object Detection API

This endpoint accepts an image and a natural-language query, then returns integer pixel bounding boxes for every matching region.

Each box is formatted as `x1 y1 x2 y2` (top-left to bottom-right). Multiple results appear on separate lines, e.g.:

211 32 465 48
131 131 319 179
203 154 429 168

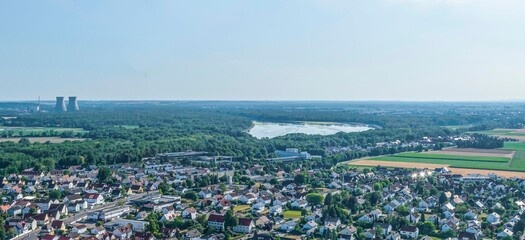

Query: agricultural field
423 148 515 158
502 142 525 151
350 144 525 177
0 137 85 143
470 128 525 141
351 142 525 170
0 126 88 137
283 210 302 219
367 152 519 172
502 142 525 169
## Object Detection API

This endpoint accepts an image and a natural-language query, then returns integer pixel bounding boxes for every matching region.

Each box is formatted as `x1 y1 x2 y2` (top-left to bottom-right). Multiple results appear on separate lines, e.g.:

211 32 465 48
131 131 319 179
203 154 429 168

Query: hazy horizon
2 0 525 101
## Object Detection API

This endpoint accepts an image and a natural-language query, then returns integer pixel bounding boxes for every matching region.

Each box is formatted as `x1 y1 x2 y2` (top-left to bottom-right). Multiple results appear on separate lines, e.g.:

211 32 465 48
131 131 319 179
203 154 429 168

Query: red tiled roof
238 218 253 226
208 214 225 223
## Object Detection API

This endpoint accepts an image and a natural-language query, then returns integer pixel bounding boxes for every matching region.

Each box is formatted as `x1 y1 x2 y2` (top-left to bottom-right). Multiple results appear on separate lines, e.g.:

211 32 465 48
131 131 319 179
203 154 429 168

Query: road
10 192 155 240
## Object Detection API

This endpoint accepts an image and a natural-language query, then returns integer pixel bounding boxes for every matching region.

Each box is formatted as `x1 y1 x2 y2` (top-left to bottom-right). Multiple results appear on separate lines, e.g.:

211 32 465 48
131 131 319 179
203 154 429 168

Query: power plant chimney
55 97 67 112
67 96 79 112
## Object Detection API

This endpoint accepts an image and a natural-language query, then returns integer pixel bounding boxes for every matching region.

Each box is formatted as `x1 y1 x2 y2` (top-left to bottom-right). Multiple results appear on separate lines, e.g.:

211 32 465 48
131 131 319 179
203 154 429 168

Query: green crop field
369 152 525 172
388 153 509 162
503 142 525 151
501 142 525 168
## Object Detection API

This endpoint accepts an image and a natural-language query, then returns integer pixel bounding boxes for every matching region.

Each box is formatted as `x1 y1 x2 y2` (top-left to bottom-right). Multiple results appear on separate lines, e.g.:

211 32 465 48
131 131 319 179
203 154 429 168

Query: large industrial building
55 97 67 112
67 96 79 112
55 96 80 112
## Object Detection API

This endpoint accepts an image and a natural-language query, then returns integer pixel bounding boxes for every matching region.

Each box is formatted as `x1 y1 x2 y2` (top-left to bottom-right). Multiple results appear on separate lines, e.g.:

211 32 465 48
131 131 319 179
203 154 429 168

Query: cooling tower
68 96 80 112
55 97 67 112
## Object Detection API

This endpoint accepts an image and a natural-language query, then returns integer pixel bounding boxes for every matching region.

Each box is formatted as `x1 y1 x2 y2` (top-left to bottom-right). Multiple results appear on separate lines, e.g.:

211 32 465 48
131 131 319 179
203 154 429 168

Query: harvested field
350 160 525 178
0 137 86 143
424 148 515 158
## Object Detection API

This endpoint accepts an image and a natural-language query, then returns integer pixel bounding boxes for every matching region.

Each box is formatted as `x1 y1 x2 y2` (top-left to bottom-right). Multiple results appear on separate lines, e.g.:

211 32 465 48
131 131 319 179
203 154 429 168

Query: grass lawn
283 210 302 219
370 152 525 172
233 205 251 213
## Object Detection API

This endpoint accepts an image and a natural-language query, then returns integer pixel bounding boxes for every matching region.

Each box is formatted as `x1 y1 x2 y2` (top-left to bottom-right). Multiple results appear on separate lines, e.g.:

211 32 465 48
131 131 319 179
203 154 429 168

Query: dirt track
350 160 525 178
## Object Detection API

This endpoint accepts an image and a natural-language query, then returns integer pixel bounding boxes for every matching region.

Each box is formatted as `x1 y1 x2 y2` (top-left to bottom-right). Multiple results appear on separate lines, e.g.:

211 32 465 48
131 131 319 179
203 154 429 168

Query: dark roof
238 218 253 226
134 232 155 240
33 213 48 220
67 195 83 200
400 226 418 232
458 232 476 240
51 220 64 228
208 214 225 223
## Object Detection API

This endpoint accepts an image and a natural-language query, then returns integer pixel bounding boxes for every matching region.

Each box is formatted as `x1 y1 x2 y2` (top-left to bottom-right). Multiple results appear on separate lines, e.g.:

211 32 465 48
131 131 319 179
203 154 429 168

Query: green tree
417 221 436 235
439 192 448 204
224 210 238 228
183 192 199 201
18 138 30 145
294 173 308 185
306 193 325 206
97 167 112 183
219 183 227 193
324 193 333 206
49 190 62 200
368 191 382 206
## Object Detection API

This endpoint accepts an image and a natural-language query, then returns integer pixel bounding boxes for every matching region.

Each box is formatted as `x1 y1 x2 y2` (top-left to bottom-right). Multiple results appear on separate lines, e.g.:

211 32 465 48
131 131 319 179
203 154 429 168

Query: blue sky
1 0 525 101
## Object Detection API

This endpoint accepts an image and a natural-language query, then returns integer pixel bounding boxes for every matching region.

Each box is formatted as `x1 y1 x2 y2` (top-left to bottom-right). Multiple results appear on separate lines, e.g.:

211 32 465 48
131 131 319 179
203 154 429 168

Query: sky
1 0 525 101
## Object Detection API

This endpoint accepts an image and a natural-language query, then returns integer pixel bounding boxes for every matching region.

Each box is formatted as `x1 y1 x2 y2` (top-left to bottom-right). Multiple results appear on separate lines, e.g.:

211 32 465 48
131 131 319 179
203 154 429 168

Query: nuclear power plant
68 96 79 112
55 96 80 112
55 97 67 112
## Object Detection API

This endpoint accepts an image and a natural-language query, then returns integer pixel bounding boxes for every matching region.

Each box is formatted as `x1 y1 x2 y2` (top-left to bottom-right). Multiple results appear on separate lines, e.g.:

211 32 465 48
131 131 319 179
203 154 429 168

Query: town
2 147 525 240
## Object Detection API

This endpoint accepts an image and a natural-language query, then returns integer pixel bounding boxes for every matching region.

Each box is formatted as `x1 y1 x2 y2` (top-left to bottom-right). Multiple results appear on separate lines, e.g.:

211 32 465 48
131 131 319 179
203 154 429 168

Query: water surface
249 121 373 139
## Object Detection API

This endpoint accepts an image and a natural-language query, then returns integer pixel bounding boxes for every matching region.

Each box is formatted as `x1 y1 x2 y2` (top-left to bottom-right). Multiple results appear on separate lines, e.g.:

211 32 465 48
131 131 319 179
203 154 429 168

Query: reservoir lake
248 121 373 139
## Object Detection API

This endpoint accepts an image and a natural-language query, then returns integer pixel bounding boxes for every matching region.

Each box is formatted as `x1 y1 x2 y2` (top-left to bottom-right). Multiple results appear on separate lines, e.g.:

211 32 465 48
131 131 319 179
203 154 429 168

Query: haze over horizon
2 0 525 101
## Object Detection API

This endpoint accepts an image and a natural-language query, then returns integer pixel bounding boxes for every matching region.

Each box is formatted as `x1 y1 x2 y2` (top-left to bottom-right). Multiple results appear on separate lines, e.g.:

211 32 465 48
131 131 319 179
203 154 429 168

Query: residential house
207 214 225 231
233 218 254 234
400 226 419 239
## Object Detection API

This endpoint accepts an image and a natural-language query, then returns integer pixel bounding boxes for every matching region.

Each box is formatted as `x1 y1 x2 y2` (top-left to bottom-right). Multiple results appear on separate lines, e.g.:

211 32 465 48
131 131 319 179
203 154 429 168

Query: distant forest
0 101 524 175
